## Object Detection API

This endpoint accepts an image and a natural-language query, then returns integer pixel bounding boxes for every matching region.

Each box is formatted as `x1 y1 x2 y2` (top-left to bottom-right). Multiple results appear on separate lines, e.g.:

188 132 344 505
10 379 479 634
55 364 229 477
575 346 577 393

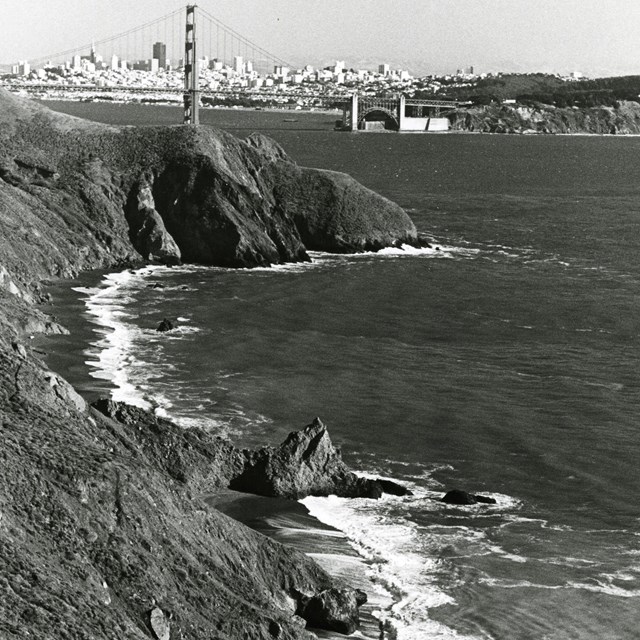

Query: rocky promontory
0 87 417 288
0 89 417 638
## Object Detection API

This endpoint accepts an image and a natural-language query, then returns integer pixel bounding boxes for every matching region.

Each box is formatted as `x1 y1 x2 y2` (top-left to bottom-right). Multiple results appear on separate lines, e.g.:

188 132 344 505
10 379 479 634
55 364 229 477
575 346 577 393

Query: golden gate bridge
6 4 460 131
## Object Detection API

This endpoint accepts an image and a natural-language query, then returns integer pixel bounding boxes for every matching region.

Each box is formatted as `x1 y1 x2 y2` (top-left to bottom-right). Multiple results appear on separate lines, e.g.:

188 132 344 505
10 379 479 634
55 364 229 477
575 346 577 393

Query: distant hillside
447 100 640 135
433 74 640 109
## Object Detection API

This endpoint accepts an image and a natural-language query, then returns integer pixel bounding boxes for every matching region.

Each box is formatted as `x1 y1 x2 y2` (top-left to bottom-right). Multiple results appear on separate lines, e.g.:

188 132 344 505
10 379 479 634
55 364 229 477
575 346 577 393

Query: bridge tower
183 4 200 125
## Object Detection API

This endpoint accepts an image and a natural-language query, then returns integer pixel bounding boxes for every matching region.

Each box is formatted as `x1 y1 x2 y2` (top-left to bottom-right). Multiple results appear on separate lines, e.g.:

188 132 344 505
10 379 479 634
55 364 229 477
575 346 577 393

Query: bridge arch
357 107 399 131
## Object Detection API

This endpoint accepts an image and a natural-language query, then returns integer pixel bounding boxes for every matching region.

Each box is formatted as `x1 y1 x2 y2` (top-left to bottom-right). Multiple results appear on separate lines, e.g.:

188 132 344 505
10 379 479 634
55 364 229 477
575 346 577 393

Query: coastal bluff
0 90 417 639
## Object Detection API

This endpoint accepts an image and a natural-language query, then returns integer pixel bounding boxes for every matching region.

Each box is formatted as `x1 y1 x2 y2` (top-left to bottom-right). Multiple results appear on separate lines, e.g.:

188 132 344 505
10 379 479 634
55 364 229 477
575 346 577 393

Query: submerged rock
156 318 175 332
441 489 497 505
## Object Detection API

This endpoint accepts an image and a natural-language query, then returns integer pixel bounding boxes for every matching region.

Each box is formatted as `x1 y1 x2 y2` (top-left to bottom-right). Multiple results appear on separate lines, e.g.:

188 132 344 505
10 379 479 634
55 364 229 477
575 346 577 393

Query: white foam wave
244 261 319 273
480 577 563 590
566 580 640 598
487 545 528 564
74 265 211 415
74 269 163 410
357 243 480 260
301 495 484 640
481 575 640 599
306 242 481 264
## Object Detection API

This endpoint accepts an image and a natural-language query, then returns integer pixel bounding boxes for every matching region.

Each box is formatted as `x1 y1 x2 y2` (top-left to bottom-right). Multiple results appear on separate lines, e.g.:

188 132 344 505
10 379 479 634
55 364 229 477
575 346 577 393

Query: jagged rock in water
297 587 367 635
377 478 412 496
92 401 410 503
230 417 410 499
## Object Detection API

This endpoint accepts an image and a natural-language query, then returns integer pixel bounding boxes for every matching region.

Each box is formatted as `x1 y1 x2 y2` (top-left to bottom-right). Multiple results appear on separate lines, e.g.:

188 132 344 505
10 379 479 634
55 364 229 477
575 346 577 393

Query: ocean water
45 103 640 639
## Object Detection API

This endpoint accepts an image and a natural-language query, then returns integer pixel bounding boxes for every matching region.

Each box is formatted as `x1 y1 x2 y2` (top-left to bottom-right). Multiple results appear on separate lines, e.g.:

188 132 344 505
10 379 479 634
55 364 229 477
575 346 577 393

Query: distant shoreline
29 91 640 137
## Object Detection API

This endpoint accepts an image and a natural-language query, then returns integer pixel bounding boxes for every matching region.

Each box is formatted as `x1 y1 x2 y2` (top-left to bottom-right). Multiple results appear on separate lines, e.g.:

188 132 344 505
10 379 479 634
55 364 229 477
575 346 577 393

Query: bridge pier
342 94 359 131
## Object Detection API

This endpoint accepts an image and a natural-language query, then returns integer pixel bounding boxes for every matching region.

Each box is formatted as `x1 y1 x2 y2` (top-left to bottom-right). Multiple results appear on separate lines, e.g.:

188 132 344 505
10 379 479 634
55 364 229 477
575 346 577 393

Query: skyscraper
153 42 167 69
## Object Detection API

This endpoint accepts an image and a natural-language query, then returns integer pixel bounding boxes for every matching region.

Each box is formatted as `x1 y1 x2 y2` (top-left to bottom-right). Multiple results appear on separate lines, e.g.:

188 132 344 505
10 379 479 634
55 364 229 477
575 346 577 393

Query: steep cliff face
0 338 342 640
0 90 420 638
448 100 640 134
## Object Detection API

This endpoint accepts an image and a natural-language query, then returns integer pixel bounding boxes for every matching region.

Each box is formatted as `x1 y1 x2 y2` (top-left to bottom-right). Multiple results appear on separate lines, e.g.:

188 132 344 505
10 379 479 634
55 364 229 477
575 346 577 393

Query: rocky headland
448 100 640 134
0 88 416 638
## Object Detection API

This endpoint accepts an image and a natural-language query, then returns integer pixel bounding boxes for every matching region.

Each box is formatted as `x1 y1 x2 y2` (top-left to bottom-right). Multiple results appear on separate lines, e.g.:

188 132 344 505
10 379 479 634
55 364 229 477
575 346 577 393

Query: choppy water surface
47 103 640 639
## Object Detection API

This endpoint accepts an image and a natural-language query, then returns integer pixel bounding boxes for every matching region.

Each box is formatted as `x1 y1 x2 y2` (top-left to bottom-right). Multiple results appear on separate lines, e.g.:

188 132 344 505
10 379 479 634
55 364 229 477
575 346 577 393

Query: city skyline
3 0 640 78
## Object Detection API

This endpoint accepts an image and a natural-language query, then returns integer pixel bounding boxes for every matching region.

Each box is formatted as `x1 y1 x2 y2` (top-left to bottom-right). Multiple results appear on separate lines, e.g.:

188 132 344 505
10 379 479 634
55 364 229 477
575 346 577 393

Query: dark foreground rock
441 489 497 505
297 588 368 635
0 348 377 639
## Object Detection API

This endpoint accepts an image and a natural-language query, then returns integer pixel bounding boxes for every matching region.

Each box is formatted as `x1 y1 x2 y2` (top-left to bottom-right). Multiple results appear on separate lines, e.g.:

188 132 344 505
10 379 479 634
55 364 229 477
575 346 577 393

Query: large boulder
297 587 367 635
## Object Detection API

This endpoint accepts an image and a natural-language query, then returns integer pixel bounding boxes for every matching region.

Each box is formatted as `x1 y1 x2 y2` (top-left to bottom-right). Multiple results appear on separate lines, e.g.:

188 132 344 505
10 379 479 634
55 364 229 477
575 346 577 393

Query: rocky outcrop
91 403 410 501
230 418 411 499
448 100 640 135
0 346 375 639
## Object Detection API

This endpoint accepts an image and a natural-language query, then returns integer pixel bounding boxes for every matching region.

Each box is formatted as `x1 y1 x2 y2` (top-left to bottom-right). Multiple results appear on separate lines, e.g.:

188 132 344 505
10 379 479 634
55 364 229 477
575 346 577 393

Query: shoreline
39 265 392 639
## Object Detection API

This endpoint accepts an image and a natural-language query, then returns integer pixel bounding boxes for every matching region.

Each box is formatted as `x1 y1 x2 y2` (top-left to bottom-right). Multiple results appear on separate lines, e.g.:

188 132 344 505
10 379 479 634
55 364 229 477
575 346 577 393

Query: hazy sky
3 0 640 77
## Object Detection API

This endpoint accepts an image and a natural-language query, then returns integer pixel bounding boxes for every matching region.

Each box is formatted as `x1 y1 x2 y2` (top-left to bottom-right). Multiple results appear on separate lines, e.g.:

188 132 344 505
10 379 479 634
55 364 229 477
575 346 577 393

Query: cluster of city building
5 41 588 109
5 40 470 100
